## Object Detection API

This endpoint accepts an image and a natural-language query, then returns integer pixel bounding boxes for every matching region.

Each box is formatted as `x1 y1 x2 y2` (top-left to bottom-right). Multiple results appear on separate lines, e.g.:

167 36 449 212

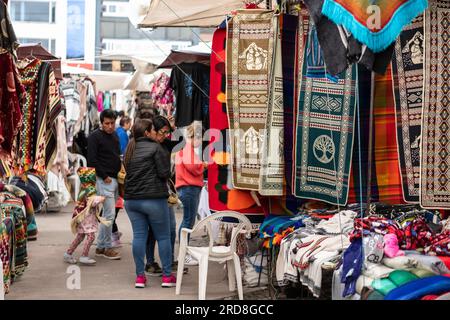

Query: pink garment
175 142 204 189
384 233 405 258
97 92 104 112
150 73 174 116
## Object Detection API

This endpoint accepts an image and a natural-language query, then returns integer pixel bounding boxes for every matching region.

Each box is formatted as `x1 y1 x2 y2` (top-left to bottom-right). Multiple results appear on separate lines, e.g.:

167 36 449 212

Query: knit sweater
175 142 204 189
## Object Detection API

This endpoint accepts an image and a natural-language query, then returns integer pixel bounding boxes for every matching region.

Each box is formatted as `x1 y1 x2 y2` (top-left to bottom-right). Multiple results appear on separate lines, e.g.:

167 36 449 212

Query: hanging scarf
321 0 428 52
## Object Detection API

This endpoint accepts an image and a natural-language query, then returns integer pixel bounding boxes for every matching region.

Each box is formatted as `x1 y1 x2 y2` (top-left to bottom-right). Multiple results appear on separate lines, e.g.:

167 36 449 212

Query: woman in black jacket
123 119 176 288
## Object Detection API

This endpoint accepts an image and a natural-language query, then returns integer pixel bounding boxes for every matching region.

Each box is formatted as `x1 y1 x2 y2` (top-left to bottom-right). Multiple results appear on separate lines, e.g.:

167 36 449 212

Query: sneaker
103 248 121 260
135 275 147 288
161 274 177 288
79 256 96 265
63 252 77 264
145 262 162 276
95 248 105 256
184 254 199 266
172 261 189 274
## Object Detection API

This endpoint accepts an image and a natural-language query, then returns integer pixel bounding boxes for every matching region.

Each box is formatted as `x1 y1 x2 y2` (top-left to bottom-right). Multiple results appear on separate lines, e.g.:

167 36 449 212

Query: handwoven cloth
226 9 275 190
392 15 424 203
372 65 405 204
420 0 450 208
294 21 357 206
260 15 284 196
321 0 428 53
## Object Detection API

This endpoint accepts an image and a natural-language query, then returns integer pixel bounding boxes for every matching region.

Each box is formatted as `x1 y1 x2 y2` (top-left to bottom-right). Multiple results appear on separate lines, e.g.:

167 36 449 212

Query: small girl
64 167 110 265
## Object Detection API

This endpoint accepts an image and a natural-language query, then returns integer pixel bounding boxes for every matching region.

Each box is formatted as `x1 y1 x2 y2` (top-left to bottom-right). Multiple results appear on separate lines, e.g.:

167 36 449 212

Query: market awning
17 43 63 80
130 0 245 28
62 65 131 91
158 49 210 68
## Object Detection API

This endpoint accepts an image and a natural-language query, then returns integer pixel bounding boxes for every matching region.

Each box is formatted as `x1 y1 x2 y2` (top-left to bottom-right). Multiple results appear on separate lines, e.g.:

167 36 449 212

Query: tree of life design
313 135 335 164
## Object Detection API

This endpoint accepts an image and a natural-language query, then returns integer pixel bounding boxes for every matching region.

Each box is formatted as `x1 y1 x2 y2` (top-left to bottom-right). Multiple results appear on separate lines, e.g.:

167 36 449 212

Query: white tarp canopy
62 65 131 91
123 68 171 91
129 0 246 28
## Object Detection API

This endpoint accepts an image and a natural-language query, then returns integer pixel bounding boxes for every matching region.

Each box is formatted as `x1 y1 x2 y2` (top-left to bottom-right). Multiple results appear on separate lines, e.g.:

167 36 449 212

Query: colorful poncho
321 0 428 52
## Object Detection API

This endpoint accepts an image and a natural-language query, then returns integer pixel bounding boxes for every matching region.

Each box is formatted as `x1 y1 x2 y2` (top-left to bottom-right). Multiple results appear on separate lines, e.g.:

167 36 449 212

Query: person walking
175 123 206 266
87 109 121 260
123 118 176 288
112 115 132 247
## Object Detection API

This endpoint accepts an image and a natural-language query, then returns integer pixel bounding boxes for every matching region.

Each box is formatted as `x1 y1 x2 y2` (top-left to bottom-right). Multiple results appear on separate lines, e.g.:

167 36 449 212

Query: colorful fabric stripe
391 15 424 203
321 0 428 52
372 65 405 204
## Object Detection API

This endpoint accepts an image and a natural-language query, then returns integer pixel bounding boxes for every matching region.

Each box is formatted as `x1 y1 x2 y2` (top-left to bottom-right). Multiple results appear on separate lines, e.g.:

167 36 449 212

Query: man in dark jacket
87 109 121 260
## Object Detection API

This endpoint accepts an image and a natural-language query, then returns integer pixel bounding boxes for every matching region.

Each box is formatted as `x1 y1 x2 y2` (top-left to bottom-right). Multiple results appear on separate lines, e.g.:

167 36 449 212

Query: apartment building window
10 0 57 23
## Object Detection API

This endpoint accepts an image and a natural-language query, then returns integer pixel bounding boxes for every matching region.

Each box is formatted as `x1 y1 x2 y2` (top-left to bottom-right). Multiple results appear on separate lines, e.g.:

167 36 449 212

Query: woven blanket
294 21 357 206
281 14 298 196
392 15 424 203
208 28 262 214
17 58 42 174
321 0 428 53
372 65 405 205
226 9 275 190
421 0 450 208
260 15 284 196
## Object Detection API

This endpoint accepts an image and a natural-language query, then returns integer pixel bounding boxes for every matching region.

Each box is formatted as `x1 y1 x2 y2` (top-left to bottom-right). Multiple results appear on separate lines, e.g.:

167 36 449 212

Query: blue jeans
96 177 118 249
125 199 172 277
178 186 202 242
146 206 176 264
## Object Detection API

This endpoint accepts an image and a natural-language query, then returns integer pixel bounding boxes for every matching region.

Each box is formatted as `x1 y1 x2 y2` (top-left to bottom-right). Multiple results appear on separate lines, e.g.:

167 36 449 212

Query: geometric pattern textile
294 21 357 206
420 0 450 208
391 15 424 203
226 9 275 190
260 15 284 196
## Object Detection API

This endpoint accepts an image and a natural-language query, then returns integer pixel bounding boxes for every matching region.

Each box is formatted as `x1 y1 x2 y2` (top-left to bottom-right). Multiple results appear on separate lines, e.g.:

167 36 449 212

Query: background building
10 0 97 68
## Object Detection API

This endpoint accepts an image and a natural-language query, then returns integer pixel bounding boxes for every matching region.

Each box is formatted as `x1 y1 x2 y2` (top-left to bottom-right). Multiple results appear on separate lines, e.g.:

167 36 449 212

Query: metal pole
365 71 376 216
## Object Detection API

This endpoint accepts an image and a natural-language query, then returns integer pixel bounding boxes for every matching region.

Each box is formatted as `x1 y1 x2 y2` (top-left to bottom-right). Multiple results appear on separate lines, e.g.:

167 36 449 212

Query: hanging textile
170 62 210 129
226 9 275 191
294 21 357 206
208 27 262 214
281 13 298 196
372 65 405 204
421 0 450 208
321 0 428 53
16 58 42 174
392 14 424 203
260 14 284 196
0 0 19 56
149 73 174 117
303 0 395 77
0 52 24 158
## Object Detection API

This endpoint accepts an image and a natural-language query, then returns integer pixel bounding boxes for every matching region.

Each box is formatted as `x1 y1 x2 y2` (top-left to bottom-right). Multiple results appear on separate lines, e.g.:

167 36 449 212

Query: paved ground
5 204 267 300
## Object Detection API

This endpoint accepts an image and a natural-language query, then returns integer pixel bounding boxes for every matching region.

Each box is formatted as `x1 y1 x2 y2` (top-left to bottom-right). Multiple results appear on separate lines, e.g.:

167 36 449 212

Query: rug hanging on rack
208 27 262 214
260 14 284 196
321 0 428 53
294 21 357 206
420 0 450 208
391 14 424 203
226 9 275 191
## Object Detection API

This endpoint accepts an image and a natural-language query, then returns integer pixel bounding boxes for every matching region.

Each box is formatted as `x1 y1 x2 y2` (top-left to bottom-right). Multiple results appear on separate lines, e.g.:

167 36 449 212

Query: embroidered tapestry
391 15 424 203
260 15 284 196
321 0 428 53
421 0 450 208
226 9 275 191
294 21 357 206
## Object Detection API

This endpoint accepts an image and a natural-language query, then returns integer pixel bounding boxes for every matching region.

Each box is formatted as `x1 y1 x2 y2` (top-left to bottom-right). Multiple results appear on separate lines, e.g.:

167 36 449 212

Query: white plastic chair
176 211 252 300
67 153 87 201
